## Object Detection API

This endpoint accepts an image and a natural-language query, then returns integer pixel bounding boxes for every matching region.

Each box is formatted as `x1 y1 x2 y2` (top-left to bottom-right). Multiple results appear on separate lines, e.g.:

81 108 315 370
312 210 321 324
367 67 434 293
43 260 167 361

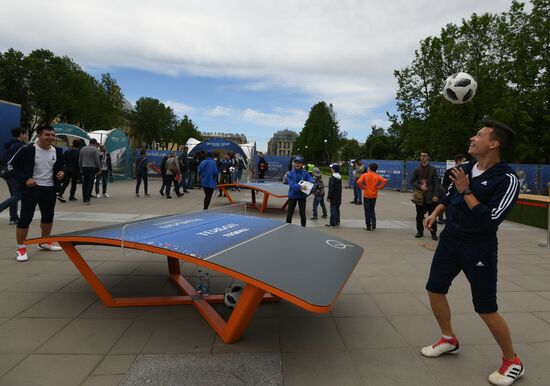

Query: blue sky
1 0 514 151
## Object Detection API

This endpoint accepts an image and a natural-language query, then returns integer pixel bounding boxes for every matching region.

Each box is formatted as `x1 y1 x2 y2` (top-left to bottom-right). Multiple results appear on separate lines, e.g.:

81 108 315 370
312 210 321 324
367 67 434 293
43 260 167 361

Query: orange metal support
56 241 279 343
221 284 266 343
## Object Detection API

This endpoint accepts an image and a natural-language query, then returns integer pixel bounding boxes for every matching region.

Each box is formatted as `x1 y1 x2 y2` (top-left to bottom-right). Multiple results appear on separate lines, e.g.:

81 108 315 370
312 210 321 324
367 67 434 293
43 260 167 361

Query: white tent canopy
185 138 256 169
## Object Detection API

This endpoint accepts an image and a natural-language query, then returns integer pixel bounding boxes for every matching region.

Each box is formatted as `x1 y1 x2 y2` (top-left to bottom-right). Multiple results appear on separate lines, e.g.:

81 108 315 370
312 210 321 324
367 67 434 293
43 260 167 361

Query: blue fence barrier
346 160 550 195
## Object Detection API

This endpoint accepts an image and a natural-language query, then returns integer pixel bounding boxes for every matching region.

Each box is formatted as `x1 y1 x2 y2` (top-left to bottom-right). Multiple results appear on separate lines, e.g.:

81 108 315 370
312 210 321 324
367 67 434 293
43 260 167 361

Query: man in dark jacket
0 127 27 224
159 154 168 196
410 150 440 240
326 163 342 227
10 125 64 262
57 140 80 202
178 146 190 193
285 155 314 227
421 118 523 386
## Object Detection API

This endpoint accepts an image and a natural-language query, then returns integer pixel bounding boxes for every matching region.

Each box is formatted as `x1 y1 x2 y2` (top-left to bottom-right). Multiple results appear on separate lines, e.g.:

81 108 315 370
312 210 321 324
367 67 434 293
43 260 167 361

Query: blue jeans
363 198 377 228
330 203 340 226
179 170 188 190
353 179 362 203
135 172 148 195
188 170 196 188
312 195 327 218
0 176 21 221
95 170 109 195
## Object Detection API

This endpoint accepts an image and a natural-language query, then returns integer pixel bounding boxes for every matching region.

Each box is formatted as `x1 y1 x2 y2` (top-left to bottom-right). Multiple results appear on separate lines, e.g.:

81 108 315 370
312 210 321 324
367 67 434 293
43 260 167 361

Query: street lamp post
323 139 327 164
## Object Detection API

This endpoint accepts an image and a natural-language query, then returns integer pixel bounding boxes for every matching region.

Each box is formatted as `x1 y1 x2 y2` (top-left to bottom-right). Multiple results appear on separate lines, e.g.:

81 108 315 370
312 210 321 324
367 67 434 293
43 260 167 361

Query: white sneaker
16 247 28 262
38 243 62 251
103 193 110 197
420 336 460 357
488 356 524 386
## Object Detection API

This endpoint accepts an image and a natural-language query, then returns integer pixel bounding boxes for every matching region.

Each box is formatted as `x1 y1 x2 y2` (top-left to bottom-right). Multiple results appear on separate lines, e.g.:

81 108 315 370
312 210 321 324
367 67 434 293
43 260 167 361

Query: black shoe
431 233 439 241
325 224 333 227
177 193 184 197
218 193 222 197
159 190 164 196
349 201 356 204
166 196 172 199
372 224 376 230
414 233 423 238
69 197 77 201
183 190 189 193
310 217 318 220
322 214 327 218
365 226 372 231
56 195 66 203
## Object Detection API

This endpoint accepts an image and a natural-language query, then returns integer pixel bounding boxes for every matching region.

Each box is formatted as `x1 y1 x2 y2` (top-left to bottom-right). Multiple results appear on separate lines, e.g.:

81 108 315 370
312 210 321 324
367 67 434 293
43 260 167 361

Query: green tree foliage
172 114 202 150
0 49 124 131
295 101 343 163
338 138 361 162
361 126 399 160
391 0 549 163
129 97 177 148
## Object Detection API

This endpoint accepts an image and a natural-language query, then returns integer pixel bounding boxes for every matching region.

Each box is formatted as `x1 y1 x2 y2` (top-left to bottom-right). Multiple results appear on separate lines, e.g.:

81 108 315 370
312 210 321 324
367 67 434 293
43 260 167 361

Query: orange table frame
218 183 289 213
26 235 333 343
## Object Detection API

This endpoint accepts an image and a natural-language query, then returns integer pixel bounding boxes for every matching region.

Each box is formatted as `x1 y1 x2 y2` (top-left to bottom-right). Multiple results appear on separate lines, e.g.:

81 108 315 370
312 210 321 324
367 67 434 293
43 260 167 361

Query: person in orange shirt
357 163 387 230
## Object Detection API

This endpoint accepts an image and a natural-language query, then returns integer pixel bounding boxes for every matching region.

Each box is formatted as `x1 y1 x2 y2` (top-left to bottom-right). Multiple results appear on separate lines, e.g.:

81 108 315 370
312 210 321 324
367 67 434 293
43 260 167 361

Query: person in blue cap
198 151 219 210
285 155 314 227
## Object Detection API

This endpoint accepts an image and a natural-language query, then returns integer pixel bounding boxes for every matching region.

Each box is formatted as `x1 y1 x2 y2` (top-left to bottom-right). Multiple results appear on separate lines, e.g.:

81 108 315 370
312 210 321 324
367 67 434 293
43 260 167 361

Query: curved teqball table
26 211 363 343
218 182 290 212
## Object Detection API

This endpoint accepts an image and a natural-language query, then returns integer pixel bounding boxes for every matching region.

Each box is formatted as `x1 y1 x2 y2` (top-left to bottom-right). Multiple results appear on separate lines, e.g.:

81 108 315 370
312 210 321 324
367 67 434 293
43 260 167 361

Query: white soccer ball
229 166 235 172
442 72 477 104
224 284 243 308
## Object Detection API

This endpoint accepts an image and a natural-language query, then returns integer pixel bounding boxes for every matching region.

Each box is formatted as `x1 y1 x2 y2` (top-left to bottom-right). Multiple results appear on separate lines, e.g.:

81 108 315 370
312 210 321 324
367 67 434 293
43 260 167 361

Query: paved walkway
0 180 548 385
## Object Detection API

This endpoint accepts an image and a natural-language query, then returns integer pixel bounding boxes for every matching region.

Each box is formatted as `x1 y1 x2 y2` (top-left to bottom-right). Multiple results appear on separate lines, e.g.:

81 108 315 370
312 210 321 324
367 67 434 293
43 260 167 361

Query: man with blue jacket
421 118 523 386
285 155 314 227
9 125 64 262
198 151 219 210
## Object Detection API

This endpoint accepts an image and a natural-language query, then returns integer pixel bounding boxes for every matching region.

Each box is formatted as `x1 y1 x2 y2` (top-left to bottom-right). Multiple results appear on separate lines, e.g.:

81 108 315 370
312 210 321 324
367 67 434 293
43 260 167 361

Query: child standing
310 167 327 220
356 163 387 230
326 163 342 227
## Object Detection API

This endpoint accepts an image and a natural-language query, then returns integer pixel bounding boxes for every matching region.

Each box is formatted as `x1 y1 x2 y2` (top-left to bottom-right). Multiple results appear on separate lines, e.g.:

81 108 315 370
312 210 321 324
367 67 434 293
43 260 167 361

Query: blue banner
256 155 291 180
0 101 21 162
509 163 540 195
541 166 550 196
349 160 404 190
135 150 182 176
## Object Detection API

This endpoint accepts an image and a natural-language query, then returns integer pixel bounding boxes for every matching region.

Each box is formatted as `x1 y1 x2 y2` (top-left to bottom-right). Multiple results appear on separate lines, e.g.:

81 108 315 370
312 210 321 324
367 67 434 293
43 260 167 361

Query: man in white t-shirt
8 125 65 262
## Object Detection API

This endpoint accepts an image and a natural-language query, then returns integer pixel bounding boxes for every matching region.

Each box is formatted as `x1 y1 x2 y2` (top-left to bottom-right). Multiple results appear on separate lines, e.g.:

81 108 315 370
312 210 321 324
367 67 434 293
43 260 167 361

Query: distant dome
122 98 134 112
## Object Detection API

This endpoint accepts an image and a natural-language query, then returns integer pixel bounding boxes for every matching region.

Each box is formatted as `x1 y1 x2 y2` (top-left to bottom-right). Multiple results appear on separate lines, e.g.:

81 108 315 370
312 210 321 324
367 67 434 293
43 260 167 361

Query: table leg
221 285 266 343
539 204 550 249
260 193 270 212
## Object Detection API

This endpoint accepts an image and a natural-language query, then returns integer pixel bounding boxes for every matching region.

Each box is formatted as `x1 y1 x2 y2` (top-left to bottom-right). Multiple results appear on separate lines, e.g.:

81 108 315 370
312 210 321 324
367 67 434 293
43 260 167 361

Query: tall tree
391 0 549 163
295 101 342 163
129 97 177 148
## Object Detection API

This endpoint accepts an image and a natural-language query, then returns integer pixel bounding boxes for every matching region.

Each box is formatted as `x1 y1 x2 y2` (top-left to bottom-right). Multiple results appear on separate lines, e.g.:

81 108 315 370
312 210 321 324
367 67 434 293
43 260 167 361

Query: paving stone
93 354 136 375
0 292 49 318
119 353 282 386
330 294 384 317
19 292 97 318
0 354 102 386
335 317 407 349
37 319 132 354
0 318 69 353
213 318 280 353
5 273 78 293
82 374 124 386
280 318 345 352
351 347 438 386
282 350 361 386
371 293 431 315
0 354 26 376
141 318 215 354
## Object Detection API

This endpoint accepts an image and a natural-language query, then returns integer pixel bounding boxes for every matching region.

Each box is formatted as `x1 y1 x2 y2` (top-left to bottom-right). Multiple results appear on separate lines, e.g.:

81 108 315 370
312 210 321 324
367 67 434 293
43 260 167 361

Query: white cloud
205 106 238 117
0 0 514 142
164 100 194 115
